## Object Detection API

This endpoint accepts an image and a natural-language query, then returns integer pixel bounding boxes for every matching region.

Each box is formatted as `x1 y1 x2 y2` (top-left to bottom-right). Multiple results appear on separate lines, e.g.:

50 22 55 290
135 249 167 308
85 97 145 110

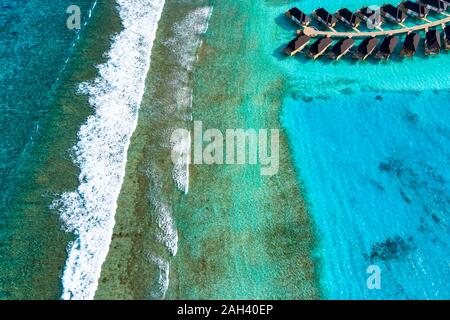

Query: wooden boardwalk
300 16 450 38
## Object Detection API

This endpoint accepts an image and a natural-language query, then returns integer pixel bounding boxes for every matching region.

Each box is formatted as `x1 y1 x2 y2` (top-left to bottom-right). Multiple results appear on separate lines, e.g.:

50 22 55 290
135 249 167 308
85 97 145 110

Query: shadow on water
274 13 298 32
271 46 314 65
319 57 336 65
272 44 358 65
272 43 289 61
293 52 312 64
273 39 448 65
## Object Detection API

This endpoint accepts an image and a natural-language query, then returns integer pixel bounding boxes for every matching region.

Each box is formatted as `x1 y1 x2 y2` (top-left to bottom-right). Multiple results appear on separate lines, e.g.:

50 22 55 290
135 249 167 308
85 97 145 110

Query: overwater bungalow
335 8 362 28
307 37 334 59
399 32 421 57
285 34 311 56
444 25 450 50
329 37 355 60
418 0 448 13
424 29 441 55
399 1 429 18
356 6 384 27
285 7 311 26
375 35 400 59
312 8 338 28
380 4 407 23
353 37 380 60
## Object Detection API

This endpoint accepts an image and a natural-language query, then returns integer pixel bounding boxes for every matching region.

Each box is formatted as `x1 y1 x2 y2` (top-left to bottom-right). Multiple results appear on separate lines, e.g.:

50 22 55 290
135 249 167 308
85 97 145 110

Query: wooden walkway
300 16 450 38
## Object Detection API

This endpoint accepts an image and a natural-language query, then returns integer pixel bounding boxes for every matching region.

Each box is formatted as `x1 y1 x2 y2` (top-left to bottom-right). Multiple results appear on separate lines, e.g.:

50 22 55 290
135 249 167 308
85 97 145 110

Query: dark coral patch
340 88 353 95
404 109 419 124
366 236 415 262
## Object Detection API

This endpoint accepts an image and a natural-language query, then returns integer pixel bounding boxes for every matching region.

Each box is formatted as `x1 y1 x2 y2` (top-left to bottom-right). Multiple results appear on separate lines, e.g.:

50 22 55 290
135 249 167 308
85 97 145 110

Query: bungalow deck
400 1 429 18
380 4 407 24
313 8 338 29
444 25 450 49
424 29 441 55
285 35 311 56
353 37 380 60
375 35 400 59
282 2 450 60
307 37 334 59
399 32 421 57
329 37 356 60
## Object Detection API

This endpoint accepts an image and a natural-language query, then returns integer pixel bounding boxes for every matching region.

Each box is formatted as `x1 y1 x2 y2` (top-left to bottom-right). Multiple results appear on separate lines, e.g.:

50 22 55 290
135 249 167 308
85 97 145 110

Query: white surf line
143 6 214 300
164 6 213 194
147 254 170 299
51 0 166 300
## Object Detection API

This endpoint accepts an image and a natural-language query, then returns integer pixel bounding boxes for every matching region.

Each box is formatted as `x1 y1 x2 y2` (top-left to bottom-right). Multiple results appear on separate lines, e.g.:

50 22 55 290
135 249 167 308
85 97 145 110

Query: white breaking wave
145 163 179 257
163 6 213 194
170 127 191 194
52 0 166 300
155 201 179 256
163 6 213 72
147 254 170 299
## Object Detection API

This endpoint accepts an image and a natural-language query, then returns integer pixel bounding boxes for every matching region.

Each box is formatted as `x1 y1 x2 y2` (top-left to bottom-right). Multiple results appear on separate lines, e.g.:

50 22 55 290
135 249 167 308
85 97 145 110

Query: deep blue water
282 90 450 299
0 0 95 298
276 0 450 299
0 0 94 204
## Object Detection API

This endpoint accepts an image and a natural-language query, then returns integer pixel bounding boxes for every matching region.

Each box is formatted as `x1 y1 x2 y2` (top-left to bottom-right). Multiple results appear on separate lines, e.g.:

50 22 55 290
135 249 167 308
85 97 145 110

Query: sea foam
52 0 165 300
141 7 214 299
163 6 213 194
147 254 170 299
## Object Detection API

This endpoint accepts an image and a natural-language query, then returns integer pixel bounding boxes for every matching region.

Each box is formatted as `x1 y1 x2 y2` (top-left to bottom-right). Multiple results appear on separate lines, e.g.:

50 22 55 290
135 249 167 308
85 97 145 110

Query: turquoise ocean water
1 0 449 299
279 0 450 299
0 0 94 197
0 0 99 298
